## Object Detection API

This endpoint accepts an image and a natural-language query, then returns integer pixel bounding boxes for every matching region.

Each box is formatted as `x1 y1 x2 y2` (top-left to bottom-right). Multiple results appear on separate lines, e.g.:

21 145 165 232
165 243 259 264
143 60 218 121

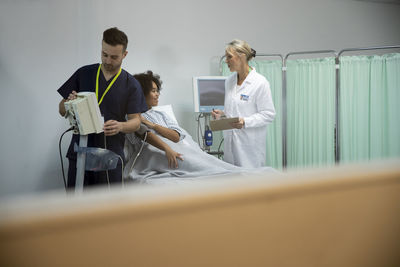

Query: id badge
240 94 249 101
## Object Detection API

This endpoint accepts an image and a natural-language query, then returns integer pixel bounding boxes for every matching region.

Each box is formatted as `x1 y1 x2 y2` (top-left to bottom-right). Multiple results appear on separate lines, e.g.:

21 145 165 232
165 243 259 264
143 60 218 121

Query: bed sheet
124 127 277 184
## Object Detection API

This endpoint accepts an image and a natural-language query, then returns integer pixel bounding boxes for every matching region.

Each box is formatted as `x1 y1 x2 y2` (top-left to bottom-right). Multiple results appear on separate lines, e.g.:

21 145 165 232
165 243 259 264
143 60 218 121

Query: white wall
1 0 399 198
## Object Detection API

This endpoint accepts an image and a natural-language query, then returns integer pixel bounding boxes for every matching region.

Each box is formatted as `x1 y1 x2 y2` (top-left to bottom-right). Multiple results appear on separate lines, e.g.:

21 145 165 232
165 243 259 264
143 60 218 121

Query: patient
124 71 276 184
132 71 184 169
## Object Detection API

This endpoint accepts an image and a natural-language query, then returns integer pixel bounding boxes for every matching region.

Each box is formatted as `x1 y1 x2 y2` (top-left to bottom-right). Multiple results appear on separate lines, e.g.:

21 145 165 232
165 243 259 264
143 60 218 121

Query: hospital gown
123 108 276 184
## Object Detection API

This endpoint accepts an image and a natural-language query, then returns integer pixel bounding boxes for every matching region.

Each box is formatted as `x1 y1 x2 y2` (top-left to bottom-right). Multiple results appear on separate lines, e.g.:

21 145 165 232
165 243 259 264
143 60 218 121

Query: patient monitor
63 92 104 193
193 76 226 113
64 92 104 135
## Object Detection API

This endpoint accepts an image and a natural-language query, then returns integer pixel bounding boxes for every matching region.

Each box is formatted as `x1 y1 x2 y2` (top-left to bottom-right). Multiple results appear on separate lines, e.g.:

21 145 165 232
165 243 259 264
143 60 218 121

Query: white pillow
152 104 178 124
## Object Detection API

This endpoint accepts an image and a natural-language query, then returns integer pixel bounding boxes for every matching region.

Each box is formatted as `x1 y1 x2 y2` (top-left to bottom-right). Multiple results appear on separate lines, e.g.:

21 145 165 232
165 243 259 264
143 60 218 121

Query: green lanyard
96 64 122 105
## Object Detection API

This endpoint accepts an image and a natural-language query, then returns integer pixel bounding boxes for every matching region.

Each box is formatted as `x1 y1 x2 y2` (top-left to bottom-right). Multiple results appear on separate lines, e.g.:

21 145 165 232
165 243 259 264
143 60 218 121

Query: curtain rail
284 50 338 61
218 45 400 169
338 45 400 57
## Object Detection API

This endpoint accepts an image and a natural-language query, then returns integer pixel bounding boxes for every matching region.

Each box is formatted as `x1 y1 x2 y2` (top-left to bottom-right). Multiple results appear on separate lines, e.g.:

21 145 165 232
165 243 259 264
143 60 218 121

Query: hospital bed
124 105 277 183
1 158 399 267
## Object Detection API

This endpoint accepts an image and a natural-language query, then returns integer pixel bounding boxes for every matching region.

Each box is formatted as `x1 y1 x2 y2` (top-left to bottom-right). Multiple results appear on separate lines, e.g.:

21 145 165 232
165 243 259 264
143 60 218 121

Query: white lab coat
223 68 276 168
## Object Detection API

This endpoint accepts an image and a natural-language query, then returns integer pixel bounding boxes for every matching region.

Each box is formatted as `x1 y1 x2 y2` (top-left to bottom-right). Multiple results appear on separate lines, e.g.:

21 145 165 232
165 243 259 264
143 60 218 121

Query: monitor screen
193 76 226 113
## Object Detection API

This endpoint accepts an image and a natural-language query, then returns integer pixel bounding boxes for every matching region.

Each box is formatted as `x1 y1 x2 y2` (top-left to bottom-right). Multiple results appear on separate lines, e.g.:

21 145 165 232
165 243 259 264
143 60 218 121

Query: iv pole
75 135 88 193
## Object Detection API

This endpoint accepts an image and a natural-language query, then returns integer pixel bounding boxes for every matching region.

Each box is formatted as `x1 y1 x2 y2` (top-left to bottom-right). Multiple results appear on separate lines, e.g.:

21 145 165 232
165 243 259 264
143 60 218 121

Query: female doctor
212 39 276 168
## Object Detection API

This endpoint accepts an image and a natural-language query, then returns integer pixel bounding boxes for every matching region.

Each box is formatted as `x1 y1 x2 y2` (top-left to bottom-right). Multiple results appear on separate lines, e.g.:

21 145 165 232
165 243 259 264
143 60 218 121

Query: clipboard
209 117 239 131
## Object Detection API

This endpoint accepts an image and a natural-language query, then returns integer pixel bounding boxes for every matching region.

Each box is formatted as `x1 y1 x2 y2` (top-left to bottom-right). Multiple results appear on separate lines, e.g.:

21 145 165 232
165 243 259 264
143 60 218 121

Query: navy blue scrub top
58 63 148 160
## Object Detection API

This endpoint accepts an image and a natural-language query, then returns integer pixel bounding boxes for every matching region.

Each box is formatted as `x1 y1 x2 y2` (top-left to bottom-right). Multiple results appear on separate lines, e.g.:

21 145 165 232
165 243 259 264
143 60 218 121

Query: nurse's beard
103 63 121 73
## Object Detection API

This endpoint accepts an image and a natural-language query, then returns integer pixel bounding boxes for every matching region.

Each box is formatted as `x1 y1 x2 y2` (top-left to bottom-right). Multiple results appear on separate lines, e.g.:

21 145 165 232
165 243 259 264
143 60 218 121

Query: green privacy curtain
286 57 336 168
340 53 400 163
221 60 283 169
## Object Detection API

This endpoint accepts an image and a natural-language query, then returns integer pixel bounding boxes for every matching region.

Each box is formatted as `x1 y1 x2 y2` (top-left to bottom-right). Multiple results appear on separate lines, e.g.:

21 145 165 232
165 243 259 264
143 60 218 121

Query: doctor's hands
165 147 184 169
211 109 245 129
231 118 245 129
211 109 224 120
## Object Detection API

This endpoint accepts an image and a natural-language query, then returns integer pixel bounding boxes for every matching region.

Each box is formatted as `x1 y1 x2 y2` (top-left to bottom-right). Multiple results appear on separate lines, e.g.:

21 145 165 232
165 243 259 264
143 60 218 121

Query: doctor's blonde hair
226 39 256 62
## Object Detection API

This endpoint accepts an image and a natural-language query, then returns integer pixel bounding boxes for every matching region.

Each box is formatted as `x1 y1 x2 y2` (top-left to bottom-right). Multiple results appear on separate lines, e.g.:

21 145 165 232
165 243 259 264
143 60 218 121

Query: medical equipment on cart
63 92 119 193
192 77 226 157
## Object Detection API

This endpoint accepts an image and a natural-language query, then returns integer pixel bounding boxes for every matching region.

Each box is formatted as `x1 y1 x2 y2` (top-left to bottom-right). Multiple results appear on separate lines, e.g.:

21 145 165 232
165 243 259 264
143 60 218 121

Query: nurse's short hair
133 71 163 96
226 39 256 61
103 27 128 51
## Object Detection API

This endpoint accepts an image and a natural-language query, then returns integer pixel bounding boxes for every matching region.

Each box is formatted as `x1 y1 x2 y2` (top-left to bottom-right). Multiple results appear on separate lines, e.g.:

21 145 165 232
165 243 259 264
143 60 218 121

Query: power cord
195 113 205 148
217 138 224 160
59 127 74 190
118 155 124 187
103 133 110 188
104 134 126 188
128 131 148 176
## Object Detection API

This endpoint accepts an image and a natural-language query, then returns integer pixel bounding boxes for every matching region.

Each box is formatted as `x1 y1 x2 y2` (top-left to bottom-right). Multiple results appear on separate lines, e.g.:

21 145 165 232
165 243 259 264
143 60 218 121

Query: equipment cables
59 127 74 190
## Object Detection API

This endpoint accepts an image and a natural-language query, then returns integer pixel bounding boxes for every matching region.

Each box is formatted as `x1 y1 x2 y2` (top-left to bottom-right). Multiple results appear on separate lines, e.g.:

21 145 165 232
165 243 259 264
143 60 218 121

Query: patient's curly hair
133 71 162 96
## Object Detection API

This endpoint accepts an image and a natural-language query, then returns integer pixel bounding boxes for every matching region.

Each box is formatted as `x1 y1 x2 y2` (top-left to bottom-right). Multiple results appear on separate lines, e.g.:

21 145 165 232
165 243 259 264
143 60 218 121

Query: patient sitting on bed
123 71 275 184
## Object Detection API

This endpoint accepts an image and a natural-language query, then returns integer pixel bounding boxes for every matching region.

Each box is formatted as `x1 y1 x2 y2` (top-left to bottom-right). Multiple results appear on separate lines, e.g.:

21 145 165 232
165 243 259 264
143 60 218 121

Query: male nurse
58 27 147 188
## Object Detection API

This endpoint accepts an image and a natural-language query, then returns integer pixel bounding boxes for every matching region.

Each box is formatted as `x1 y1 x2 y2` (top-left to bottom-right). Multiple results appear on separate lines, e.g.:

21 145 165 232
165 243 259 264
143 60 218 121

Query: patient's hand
144 132 182 167
165 147 184 169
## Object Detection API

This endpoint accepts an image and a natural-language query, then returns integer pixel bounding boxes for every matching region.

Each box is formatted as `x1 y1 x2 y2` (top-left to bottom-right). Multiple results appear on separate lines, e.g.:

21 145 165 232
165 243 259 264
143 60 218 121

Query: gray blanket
123 130 276 184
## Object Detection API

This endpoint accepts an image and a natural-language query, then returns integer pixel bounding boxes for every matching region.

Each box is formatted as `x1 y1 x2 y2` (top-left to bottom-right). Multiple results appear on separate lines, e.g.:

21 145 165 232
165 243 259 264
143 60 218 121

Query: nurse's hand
103 120 122 136
211 109 224 119
231 118 245 129
140 115 156 129
67 90 78 101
